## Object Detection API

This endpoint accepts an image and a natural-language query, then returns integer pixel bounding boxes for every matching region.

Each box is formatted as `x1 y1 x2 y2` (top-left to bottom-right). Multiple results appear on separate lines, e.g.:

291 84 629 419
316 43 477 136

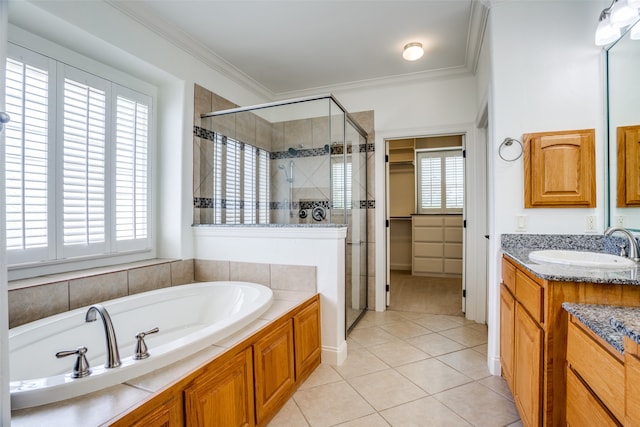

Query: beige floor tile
437 348 491 380
406 332 466 356
348 326 398 347
347 369 427 411
478 376 515 402
433 382 520 427
294 381 375 426
267 398 310 426
378 320 432 339
411 314 463 332
347 336 363 350
438 325 488 347
367 340 429 367
396 358 472 394
506 421 524 427
335 413 391 426
380 396 472 426
472 343 488 355
334 347 390 379
353 310 411 329
297 363 343 390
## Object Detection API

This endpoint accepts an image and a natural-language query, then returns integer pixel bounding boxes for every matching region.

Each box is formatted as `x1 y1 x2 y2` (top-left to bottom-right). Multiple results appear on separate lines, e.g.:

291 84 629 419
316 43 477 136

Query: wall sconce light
596 0 640 45
402 42 424 61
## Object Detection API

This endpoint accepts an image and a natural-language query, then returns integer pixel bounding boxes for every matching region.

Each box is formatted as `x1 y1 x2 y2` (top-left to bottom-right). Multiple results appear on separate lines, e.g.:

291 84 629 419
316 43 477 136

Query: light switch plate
516 215 527 232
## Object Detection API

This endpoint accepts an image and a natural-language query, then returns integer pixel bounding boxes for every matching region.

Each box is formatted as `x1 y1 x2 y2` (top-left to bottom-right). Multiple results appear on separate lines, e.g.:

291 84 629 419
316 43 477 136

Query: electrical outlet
516 215 527 232
586 215 597 232
615 216 626 227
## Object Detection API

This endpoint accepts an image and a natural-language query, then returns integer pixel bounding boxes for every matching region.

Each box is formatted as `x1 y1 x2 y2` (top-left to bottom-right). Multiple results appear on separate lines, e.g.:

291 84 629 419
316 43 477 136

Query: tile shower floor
268 310 522 426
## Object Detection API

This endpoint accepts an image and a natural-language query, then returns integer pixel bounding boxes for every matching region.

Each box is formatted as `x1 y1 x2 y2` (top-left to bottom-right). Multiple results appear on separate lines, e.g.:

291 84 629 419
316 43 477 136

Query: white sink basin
529 250 636 269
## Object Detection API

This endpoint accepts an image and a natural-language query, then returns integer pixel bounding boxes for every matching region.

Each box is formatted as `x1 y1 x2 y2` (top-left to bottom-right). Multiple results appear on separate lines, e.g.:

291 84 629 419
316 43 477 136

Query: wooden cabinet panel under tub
106 295 321 427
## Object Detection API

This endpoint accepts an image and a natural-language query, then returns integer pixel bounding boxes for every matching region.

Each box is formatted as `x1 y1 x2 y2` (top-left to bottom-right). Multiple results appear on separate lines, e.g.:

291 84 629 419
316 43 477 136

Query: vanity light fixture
402 42 424 61
596 8 622 45
596 0 640 45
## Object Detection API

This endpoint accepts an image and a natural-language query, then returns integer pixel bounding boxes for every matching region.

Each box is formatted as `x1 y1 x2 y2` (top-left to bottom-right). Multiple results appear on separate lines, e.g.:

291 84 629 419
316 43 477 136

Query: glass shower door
345 119 368 332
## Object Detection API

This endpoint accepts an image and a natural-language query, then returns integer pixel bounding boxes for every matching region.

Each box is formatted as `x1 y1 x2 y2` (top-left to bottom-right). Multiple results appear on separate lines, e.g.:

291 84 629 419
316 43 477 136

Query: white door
0 0 11 422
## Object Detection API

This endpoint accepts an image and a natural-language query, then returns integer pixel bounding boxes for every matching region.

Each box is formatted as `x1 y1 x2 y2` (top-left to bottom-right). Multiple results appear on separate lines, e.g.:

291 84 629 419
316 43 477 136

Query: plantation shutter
243 144 256 224
4 52 53 263
332 160 352 210
225 138 241 224
416 149 463 214
60 66 108 257
213 134 223 224
113 86 150 250
257 149 270 224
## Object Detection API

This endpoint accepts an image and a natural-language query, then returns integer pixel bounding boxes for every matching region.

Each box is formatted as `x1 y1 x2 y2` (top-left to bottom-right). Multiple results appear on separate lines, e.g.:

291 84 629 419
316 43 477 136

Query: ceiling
110 0 488 98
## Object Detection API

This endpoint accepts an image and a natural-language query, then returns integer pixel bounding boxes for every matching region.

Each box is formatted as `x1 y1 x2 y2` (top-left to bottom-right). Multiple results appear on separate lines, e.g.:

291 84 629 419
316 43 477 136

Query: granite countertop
501 234 640 285
562 303 640 353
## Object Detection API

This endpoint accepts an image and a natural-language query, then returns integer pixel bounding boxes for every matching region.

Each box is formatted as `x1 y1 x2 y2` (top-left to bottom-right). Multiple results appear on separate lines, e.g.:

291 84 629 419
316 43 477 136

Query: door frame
376 123 487 323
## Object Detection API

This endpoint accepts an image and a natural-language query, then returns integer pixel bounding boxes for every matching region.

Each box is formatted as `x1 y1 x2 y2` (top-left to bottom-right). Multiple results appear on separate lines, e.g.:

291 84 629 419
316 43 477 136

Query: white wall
486 0 606 374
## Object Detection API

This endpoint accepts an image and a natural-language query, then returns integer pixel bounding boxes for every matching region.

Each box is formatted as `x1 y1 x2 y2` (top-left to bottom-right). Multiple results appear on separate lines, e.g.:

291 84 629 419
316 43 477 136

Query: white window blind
257 149 269 224
332 160 352 209
416 149 464 214
114 88 150 249
5 55 51 259
243 144 257 224
61 73 107 253
213 134 223 224
225 138 241 224
5 43 153 268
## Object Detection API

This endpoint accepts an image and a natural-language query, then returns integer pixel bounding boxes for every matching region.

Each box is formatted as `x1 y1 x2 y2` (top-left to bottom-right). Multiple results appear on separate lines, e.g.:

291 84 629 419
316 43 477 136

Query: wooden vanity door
617 125 640 206
524 129 595 208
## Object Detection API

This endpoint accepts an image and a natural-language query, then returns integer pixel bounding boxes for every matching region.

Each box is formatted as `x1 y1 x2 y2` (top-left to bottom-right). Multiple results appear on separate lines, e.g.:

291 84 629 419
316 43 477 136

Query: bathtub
9 281 273 410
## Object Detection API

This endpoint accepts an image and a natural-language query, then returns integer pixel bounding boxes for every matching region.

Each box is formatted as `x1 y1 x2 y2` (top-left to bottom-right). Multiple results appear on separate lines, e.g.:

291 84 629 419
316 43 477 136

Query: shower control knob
56 346 91 378
312 206 326 221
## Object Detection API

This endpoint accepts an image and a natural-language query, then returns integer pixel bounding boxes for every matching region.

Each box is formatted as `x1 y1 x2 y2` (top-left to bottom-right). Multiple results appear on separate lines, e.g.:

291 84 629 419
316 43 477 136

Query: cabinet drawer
515 271 543 323
502 258 516 294
567 318 624 421
626 348 640 427
567 367 621 427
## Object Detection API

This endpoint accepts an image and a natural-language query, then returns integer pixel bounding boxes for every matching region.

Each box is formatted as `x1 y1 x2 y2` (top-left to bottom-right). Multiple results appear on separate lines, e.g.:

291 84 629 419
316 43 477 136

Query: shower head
279 162 293 183
288 147 298 156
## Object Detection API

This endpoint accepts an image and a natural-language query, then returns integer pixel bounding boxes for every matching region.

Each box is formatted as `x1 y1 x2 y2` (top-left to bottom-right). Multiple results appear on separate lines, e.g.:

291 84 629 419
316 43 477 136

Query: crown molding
106 0 484 101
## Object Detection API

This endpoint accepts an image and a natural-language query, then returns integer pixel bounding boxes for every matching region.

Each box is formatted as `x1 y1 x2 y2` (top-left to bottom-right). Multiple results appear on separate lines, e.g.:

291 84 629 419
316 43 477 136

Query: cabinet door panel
514 304 543 427
253 319 295 424
184 348 255 427
617 125 640 206
566 367 621 427
500 285 515 391
294 299 322 381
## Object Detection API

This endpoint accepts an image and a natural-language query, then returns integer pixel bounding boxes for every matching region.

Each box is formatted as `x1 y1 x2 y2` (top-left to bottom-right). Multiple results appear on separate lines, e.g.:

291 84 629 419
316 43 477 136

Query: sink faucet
604 226 640 262
85 304 121 368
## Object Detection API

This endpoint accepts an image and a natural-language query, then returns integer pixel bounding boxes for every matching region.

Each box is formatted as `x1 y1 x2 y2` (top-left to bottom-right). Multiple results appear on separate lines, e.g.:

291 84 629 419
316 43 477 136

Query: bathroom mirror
607 20 640 231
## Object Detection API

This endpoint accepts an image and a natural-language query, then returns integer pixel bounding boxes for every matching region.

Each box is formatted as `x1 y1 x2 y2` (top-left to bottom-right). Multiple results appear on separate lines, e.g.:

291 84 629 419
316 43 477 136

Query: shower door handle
0 112 10 132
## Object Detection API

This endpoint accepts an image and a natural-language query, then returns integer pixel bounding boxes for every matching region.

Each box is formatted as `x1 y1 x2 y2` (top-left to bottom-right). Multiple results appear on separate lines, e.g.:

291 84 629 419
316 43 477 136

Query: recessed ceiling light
402 42 424 61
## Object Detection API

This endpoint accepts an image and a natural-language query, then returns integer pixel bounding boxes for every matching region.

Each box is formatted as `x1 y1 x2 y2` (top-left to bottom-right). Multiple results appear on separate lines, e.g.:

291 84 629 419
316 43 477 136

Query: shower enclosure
196 94 368 331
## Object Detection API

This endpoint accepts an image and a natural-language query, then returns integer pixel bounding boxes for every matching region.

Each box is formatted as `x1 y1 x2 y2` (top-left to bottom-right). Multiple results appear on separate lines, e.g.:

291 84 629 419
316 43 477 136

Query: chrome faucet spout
85 304 121 368
604 226 640 262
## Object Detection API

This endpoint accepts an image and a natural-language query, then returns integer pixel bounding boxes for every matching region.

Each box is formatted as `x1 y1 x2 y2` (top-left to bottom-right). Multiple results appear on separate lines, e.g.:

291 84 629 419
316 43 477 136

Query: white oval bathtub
9 281 273 409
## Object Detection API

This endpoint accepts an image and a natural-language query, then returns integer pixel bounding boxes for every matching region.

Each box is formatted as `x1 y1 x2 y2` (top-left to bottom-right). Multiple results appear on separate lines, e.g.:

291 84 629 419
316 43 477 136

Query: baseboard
321 340 348 366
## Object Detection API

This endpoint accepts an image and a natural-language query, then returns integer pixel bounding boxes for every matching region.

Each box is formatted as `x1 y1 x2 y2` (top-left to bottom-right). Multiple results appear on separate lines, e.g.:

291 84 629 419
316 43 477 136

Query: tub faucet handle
133 327 159 360
56 346 91 378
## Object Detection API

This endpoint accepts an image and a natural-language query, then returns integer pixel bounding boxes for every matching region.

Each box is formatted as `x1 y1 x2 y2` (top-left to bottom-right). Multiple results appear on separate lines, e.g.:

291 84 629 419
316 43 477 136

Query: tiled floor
268 311 522 426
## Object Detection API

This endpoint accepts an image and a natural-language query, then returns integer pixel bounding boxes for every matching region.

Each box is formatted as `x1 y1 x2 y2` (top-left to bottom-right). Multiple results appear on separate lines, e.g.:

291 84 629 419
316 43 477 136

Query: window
210 134 270 224
5 44 152 266
416 149 464 214
332 159 352 209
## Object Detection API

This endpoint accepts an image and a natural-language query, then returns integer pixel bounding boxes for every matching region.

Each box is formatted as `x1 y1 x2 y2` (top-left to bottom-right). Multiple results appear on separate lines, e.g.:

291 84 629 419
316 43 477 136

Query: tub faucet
604 226 640 262
85 304 121 368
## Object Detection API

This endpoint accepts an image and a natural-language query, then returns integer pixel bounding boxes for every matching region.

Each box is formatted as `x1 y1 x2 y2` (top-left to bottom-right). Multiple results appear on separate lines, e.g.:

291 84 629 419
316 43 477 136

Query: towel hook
498 137 523 162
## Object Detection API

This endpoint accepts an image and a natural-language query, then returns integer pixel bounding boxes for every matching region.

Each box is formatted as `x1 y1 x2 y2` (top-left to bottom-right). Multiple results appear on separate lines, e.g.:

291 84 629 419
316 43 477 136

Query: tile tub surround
11 290 316 426
8 259 316 328
501 233 640 285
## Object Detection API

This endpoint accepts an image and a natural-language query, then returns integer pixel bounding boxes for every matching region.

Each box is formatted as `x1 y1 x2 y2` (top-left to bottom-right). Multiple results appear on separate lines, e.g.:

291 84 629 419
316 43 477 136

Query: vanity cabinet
566 314 623 426
523 128 595 208
500 255 640 426
616 124 640 207
107 295 321 427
